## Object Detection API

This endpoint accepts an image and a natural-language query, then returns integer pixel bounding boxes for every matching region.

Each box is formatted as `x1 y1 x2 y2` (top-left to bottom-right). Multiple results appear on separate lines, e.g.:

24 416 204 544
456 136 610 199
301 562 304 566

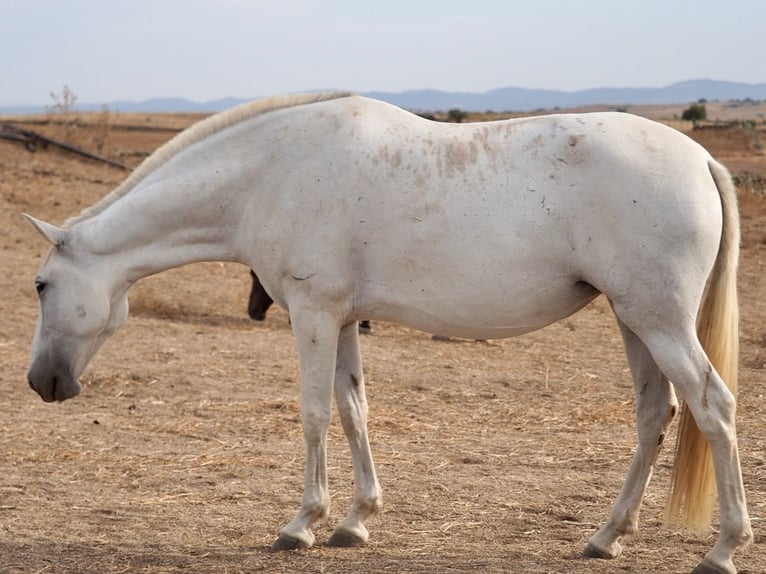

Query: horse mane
64 91 354 228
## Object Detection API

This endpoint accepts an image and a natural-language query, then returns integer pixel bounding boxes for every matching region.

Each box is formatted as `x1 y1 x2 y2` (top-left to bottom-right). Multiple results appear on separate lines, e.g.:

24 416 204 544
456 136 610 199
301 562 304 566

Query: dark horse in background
248 270 371 333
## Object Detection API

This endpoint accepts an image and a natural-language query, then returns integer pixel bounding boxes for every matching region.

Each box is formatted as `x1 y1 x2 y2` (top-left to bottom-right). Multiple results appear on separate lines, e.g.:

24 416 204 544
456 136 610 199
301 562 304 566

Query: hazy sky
2 0 764 106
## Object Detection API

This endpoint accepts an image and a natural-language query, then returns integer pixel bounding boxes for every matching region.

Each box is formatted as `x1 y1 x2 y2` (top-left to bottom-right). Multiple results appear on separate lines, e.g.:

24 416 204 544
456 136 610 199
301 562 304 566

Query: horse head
24 214 129 402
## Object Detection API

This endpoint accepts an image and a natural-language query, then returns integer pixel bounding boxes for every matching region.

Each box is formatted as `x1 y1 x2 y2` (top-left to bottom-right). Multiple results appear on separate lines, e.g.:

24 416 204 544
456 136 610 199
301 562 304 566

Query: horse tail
666 159 740 531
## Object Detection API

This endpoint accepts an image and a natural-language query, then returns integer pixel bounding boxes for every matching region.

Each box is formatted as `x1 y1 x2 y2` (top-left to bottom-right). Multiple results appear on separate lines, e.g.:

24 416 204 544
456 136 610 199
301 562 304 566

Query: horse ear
23 213 68 247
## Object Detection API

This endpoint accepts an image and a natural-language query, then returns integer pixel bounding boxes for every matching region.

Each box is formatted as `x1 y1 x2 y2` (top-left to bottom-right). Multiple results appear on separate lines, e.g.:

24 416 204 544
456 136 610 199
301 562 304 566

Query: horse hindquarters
668 160 741 532
603 160 750 574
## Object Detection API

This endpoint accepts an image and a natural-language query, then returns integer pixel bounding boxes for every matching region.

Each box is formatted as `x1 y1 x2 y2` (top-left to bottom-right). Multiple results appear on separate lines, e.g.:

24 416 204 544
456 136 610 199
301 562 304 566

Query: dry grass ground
1 103 765 573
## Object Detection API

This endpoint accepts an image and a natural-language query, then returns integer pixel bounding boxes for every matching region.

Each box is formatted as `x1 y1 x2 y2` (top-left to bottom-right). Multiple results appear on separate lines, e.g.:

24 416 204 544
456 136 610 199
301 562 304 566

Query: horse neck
77 178 244 282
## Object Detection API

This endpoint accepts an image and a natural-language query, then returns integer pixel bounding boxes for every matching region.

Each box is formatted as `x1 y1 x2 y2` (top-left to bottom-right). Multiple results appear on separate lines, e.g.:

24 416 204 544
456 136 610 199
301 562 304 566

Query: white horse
25 92 751 573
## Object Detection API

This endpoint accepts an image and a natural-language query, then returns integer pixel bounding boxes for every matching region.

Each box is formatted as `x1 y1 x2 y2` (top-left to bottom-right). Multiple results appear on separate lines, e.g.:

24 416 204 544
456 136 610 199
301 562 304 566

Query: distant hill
3 79 766 115
365 80 766 112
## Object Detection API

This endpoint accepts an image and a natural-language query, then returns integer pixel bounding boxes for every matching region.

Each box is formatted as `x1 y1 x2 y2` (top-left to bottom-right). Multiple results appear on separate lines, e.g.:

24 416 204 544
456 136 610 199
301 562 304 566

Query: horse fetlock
721 521 754 553
357 492 383 519
318 504 331 522
732 516 753 548
277 502 328 550
742 524 755 548
695 531 751 574
302 490 331 522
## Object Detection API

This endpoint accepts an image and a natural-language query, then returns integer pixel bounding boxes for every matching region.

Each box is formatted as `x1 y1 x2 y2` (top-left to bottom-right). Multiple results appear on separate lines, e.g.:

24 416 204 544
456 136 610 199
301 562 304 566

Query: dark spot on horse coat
291 272 316 281
350 374 359 387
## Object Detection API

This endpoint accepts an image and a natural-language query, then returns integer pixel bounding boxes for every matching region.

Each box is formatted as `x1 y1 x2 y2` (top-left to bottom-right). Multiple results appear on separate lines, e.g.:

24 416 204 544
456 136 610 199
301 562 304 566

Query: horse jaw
23 213 69 247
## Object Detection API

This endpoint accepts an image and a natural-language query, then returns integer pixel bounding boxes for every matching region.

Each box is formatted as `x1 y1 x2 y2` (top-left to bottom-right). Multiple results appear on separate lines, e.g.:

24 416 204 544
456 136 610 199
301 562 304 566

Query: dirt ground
1 105 765 574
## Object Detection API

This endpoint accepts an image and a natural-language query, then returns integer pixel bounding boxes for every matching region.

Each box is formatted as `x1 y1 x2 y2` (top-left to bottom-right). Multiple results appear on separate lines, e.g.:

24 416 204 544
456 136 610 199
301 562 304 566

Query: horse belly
362 273 599 340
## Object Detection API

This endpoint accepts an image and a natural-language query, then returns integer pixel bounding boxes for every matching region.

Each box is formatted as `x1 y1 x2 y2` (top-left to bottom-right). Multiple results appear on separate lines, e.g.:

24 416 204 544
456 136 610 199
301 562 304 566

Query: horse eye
35 281 47 296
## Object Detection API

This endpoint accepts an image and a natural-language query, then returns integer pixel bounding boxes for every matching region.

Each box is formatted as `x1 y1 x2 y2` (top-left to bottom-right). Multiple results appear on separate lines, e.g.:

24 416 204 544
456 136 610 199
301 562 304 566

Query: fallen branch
0 122 129 170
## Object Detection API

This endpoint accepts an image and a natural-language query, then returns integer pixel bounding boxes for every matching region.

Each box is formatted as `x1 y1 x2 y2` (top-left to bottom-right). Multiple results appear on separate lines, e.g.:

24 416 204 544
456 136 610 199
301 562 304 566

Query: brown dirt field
1 106 765 574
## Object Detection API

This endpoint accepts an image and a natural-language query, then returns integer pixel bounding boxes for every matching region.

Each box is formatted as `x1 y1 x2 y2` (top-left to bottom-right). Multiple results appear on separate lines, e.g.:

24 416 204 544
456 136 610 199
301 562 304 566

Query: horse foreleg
272 308 340 551
586 319 677 559
327 321 382 547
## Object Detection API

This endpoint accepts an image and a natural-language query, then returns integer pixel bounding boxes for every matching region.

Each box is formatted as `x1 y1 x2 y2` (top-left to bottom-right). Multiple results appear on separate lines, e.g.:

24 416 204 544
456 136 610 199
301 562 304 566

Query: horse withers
25 93 751 573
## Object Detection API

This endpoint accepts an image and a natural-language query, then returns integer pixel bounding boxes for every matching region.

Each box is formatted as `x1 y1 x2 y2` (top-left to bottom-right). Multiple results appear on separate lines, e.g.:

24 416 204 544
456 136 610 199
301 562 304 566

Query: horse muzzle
248 307 268 321
27 368 82 403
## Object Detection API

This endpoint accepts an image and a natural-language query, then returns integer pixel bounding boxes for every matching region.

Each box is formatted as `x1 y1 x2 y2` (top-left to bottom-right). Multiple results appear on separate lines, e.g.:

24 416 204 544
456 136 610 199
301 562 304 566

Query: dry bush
91 105 114 154
45 84 79 141
44 85 115 156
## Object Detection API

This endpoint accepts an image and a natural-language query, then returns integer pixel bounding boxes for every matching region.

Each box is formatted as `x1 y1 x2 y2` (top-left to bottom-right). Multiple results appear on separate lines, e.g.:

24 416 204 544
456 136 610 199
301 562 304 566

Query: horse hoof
271 534 309 552
690 561 732 574
326 529 366 548
582 543 616 559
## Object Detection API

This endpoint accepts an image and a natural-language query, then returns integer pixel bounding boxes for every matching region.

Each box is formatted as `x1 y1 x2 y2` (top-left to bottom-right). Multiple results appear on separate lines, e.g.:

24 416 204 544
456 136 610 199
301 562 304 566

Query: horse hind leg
326 321 382 547
607 292 751 573
585 317 678 559
645 329 751 574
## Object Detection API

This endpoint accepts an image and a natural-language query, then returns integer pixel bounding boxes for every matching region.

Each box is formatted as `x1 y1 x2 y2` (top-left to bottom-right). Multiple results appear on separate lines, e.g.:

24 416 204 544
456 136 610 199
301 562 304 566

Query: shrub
681 103 707 122
447 108 468 123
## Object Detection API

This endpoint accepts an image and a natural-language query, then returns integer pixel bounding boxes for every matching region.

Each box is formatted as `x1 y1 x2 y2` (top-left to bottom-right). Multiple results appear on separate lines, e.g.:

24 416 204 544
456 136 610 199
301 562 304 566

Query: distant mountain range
3 79 766 115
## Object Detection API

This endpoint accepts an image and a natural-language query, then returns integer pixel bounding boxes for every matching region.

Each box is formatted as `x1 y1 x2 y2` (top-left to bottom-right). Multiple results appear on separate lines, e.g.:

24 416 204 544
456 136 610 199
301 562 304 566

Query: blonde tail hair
666 159 740 531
